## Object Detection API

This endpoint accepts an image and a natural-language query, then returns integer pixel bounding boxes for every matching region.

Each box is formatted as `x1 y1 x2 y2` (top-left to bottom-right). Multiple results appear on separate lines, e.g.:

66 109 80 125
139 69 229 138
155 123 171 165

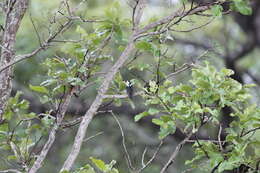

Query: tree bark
0 0 28 122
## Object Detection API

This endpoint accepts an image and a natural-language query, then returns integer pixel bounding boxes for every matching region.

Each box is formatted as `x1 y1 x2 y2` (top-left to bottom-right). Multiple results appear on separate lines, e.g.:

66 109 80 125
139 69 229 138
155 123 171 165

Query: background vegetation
0 0 260 173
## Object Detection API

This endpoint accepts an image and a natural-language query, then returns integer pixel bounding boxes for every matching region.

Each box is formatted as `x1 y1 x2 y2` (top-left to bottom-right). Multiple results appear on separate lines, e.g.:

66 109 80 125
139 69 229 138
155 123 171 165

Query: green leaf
218 160 236 172
138 63 150 71
114 98 122 107
60 171 70 173
114 24 123 43
135 41 153 52
163 80 172 87
76 25 87 35
134 111 149 122
168 86 175 94
221 68 234 76
29 85 49 94
232 1 252 15
3 111 12 120
148 80 158 93
211 5 223 17
148 108 160 115
153 49 161 57
0 123 8 133
7 155 17 161
152 118 164 126
18 99 29 109
39 95 50 104
114 72 125 91
74 164 95 173
158 121 176 139
78 66 88 73
90 157 107 171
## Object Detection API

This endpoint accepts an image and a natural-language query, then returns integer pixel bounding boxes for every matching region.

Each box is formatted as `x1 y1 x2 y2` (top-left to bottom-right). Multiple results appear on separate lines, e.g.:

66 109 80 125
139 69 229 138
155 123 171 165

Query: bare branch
186 139 225 144
165 63 195 81
103 91 144 99
137 140 163 173
111 111 136 171
0 44 12 54
133 0 147 29
160 132 193 173
0 19 72 73
61 116 83 129
169 17 214 33
241 127 260 137
51 39 83 43
169 37 220 56
134 3 219 39
141 147 147 167
83 131 104 142
28 87 75 173
29 12 42 46
218 124 223 152
0 169 21 173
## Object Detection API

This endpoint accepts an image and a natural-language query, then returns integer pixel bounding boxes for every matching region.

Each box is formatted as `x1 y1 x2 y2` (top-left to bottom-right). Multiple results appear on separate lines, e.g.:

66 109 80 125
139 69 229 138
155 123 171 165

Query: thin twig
141 147 148 167
137 140 163 173
241 127 260 137
0 44 12 54
186 139 225 144
83 131 104 142
134 2 221 40
169 18 214 33
164 63 194 81
110 111 136 171
218 124 223 152
103 91 144 99
0 19 73 73
29 12 42 46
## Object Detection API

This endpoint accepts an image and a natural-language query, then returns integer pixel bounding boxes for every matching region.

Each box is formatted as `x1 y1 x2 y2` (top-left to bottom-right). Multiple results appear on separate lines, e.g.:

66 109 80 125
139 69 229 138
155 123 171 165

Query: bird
125 80 134 100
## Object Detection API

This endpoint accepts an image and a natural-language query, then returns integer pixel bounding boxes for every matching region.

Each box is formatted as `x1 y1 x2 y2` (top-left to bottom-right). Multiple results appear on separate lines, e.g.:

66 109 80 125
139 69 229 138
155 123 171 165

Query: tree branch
28 87 75 173
0 0 29 121
61 36 136 171
60 0 147 171
160 132 193 173
134 2 220 39
0 19 73 73
0 169 21 173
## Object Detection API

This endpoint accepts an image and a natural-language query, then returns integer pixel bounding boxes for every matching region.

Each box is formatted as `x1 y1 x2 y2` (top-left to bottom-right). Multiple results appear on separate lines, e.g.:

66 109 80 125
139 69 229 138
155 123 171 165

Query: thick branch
0 0 28 121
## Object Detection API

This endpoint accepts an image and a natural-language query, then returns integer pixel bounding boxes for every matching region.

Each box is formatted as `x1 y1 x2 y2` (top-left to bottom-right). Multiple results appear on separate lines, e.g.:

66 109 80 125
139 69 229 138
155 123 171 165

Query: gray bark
0 0 29 122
